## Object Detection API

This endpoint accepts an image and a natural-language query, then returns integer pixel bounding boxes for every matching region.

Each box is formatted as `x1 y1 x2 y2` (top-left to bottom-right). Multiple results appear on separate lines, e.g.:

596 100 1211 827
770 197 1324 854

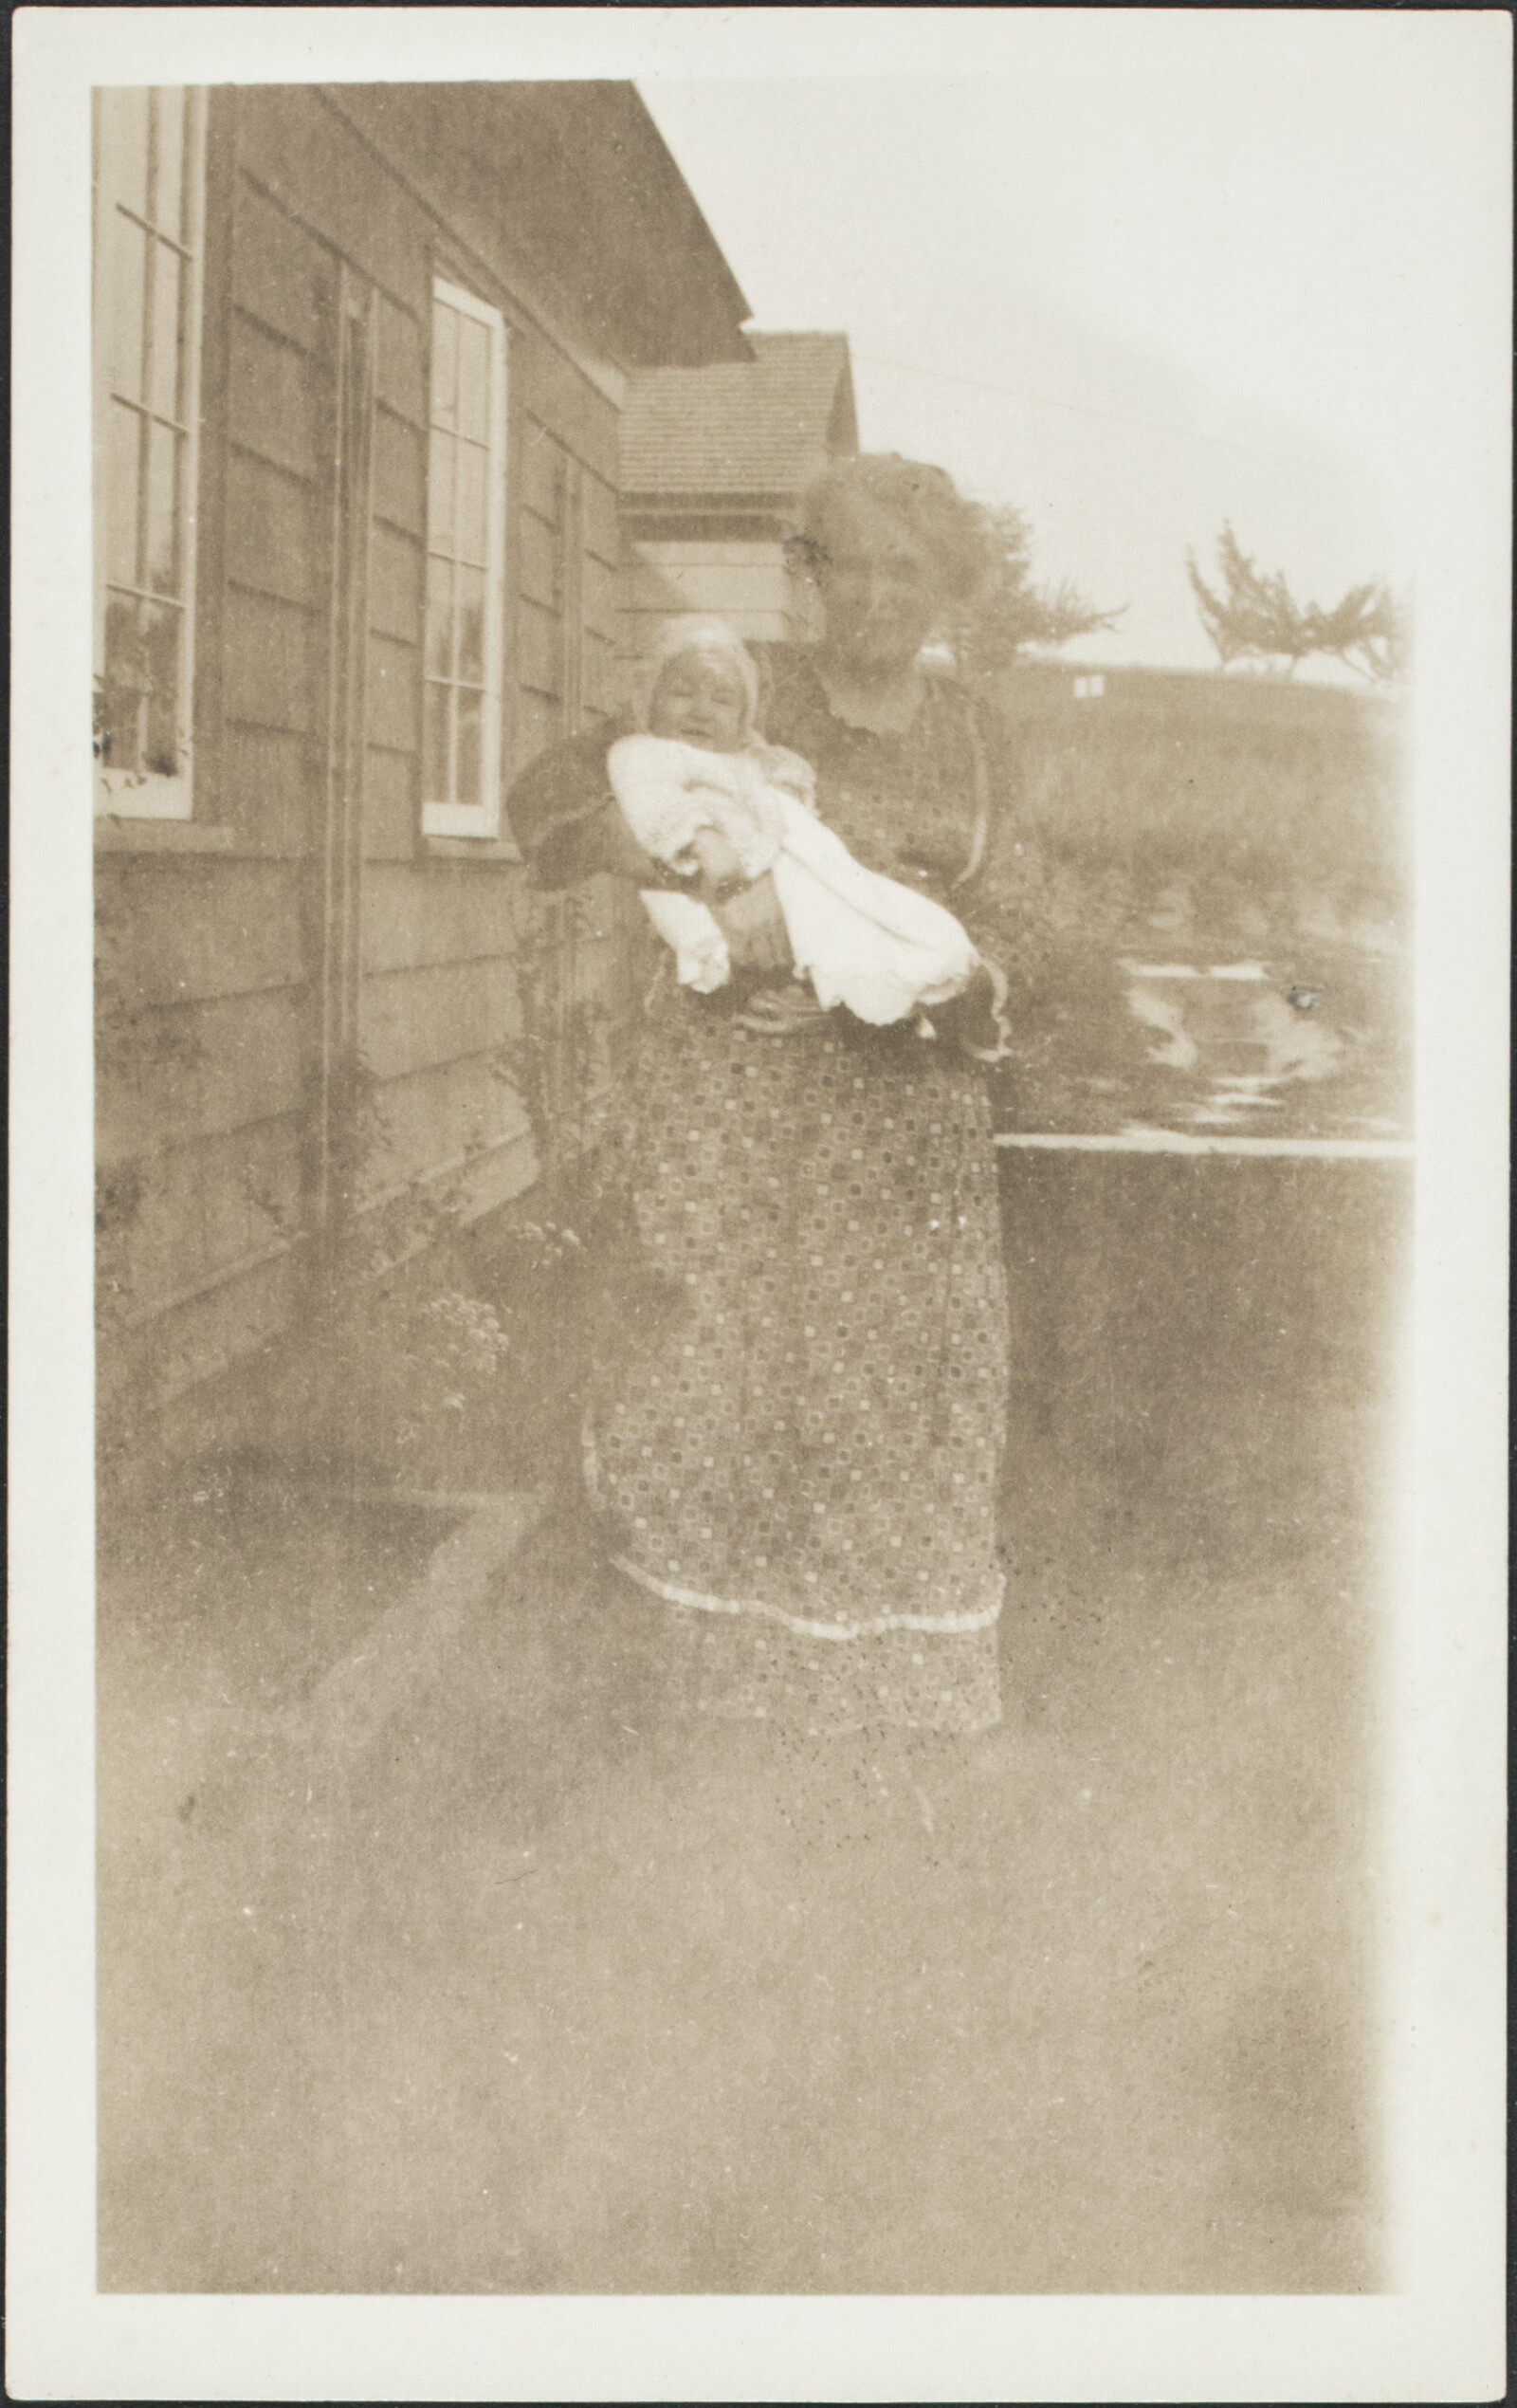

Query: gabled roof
326 83 754 369
619 334 859 499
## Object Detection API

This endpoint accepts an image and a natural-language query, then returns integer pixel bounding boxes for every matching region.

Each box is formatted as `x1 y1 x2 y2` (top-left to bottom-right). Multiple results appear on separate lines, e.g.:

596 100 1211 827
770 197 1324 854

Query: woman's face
814 493 940 677
649 650 749 752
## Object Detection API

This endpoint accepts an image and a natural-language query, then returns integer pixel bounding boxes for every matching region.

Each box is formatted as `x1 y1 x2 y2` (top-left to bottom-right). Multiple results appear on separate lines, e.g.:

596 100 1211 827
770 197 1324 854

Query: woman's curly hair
789 452 989 607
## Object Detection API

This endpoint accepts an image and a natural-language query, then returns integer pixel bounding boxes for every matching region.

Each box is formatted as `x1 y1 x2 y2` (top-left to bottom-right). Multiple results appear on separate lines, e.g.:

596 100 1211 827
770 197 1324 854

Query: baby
612 617 996 1039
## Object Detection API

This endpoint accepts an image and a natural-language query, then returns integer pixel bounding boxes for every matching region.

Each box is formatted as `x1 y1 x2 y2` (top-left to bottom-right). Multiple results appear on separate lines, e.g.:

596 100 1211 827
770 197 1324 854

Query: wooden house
93 82 753 1449
618 331 857 664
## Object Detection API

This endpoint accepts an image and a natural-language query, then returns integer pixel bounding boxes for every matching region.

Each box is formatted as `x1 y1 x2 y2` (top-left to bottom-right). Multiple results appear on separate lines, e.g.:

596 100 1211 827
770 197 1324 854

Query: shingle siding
619 334 857 499
100 81 752 1430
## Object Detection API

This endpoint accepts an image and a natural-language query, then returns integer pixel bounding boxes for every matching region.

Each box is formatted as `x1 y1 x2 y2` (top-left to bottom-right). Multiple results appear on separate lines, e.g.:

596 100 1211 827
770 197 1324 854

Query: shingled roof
619 332 858 499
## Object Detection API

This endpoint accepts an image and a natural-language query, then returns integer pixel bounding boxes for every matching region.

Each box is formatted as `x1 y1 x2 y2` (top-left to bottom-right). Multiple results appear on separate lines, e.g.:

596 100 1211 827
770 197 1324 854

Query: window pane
101 211 147 400
97 88 150 223
102 400 141 588
455 441 487 566
154 89 186 242
147 241 183 421
430 301 458 432
456 565 485 685
425 553 455 680
427 429 455 557
144 418 181 597
457 315 489 444
101 595 146 771
141 599 183 776
422 680 451 806
455 687 483 810
423 280 503 833
93 84 203 810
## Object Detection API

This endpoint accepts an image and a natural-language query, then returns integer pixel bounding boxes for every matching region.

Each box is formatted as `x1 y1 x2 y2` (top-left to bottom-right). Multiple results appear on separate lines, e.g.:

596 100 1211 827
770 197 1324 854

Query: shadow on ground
98 1156 1401 2293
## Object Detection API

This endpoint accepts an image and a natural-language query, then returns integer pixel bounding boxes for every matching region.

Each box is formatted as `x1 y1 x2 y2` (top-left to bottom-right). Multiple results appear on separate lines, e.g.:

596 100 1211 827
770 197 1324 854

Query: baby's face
649 651 748 752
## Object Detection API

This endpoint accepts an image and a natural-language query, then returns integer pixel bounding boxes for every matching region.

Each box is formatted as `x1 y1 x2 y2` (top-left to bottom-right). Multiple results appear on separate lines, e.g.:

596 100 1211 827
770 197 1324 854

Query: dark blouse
504 653 1016 1057
506 651 1014 960
751 648 1013 962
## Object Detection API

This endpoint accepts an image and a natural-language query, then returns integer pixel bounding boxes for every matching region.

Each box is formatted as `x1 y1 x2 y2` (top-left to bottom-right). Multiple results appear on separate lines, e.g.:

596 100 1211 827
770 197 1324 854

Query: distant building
618 332 859 667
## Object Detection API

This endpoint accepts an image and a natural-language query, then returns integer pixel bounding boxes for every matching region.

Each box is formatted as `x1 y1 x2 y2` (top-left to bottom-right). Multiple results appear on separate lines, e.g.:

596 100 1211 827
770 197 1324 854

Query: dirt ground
98 1153 1401 2294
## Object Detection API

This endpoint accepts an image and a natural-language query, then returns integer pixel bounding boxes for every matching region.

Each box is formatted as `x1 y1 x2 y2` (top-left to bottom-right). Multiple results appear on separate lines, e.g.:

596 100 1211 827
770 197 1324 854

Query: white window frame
93 87 208 820
422 277 508 839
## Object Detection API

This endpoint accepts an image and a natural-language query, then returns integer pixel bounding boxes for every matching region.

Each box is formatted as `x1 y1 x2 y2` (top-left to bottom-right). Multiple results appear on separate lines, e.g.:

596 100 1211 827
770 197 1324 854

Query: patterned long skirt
584 987 1009 1735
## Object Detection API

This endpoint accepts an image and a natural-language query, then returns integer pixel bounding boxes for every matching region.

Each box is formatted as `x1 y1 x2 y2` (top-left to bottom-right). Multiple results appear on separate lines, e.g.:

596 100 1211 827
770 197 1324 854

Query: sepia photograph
9 7 1508 2400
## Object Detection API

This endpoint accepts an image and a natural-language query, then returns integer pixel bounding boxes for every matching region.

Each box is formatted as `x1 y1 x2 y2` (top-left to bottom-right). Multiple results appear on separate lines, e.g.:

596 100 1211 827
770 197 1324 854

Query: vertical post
561 457 584 738
309 267 377 1283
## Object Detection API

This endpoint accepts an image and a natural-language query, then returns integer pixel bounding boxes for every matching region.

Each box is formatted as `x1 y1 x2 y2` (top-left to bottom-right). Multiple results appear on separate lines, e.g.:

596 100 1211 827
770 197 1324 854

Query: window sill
421 835 523 865
95 818 236 855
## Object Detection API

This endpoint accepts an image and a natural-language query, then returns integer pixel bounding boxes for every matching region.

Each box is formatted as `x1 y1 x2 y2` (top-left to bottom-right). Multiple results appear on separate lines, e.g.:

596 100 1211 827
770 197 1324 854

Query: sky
636 62 1436 674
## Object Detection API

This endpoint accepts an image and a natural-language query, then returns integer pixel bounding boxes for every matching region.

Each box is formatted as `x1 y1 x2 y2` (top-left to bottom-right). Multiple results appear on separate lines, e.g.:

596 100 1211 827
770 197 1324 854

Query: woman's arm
711 873 795 975
506 719 668 890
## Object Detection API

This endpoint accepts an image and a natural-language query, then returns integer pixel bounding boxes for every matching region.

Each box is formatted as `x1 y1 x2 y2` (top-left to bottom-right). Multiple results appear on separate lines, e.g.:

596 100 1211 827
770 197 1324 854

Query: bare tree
1187 523 1411 682
1307 579 1412 684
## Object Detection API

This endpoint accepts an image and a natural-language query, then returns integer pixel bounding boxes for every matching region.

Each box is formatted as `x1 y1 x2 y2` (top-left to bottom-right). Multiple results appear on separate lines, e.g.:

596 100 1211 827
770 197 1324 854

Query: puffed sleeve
506 715 673 891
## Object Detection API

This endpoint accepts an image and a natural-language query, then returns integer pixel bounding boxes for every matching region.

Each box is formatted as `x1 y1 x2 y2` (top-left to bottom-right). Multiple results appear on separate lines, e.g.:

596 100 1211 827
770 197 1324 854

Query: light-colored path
98 1154 1399 2293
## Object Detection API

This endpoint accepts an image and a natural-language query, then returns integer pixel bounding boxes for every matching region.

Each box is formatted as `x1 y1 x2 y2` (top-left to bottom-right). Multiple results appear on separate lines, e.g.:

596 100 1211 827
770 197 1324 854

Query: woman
507 454 1014 1739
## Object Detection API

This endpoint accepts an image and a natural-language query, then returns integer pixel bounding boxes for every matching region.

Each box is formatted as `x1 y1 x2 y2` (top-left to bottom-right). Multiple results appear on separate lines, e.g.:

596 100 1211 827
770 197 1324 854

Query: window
93 88 207 818
423 279 508 837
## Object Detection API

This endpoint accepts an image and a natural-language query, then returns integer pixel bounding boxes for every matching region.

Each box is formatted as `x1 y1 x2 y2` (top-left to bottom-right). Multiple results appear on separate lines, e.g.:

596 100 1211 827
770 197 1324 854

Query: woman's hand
736 982 829 1035
685 827 747 895
712 874 794 974
934 960 1014 1063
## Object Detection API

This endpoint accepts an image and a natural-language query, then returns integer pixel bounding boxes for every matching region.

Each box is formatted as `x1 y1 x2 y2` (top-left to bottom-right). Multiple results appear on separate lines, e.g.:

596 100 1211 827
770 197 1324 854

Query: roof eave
415 82 754 369
620 488 811 510
624 86 753 340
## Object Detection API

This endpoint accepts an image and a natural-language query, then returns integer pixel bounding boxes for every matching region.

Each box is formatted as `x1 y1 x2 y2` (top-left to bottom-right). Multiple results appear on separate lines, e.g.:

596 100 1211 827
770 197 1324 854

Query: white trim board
995 1131 1414 1160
